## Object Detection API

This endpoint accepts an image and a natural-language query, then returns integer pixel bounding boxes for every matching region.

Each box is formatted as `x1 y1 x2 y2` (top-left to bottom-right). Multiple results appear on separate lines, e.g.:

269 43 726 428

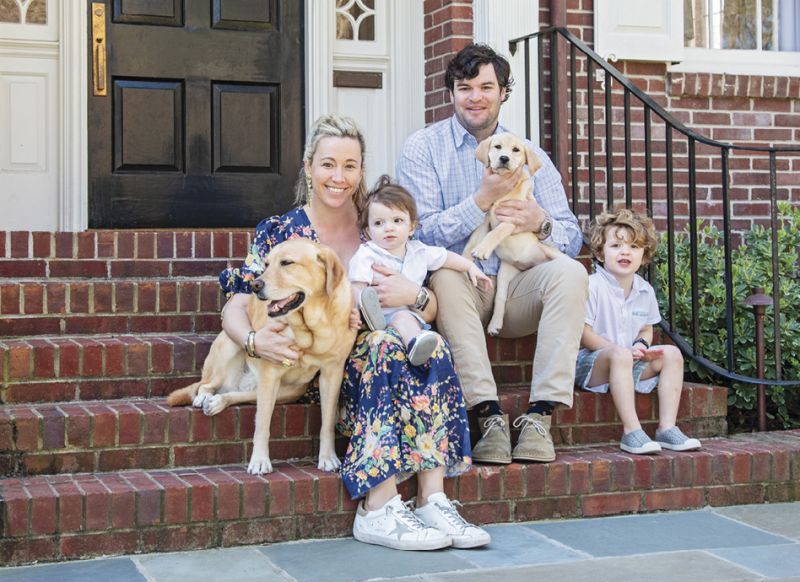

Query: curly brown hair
588 208 659 266
359 175 418 233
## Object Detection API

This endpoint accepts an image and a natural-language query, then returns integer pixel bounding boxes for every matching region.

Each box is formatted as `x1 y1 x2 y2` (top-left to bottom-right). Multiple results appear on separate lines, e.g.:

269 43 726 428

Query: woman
219 114 490 551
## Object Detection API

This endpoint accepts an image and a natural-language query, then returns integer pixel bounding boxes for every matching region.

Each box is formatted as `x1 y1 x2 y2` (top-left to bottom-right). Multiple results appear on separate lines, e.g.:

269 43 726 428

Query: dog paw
192 394 208 408
247 454 273 475
487 318 503 336
471 244 491 261
318 453 341 472
203 394 225 416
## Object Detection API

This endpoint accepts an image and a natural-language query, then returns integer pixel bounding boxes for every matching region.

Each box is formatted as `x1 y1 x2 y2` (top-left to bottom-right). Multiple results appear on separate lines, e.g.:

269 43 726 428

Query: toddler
349 176 492 366
576 208 701 454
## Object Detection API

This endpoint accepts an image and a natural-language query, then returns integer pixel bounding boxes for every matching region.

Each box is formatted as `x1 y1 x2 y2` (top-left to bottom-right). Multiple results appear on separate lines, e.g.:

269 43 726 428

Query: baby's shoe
655 426 702 451
359 287 386 331
620 429 661 455
407 330 440 366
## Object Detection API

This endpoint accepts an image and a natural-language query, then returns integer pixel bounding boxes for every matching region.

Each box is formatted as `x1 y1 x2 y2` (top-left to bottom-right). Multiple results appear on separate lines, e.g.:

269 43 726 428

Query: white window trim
669 47 800 76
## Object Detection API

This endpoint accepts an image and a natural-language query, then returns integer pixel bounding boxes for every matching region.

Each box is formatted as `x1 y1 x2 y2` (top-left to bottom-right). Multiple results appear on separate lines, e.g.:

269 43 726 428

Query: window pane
722 0 757 49
762 0 774 50
0 0 21 23
26 0 47 24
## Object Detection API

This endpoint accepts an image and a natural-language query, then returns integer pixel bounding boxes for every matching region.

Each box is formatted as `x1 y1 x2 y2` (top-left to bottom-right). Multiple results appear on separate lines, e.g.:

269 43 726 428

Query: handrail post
744 288 773 432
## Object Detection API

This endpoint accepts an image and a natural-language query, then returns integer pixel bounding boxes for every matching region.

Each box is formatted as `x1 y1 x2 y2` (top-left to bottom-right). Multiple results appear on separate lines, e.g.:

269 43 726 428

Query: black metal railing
509 28 800 416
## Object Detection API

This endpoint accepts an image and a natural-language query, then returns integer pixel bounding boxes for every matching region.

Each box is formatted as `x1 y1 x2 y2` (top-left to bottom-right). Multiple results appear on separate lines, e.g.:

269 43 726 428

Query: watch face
541 220 552 237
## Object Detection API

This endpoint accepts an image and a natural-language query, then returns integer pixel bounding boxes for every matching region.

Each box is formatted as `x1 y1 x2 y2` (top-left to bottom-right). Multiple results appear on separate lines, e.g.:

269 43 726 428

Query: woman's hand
370 264 419 308
467 263 493 291
254 320 303 364
222 293 301 365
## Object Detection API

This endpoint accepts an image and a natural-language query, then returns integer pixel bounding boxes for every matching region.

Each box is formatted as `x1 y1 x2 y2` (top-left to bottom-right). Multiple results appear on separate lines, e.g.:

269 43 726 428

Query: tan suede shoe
472 414 512 464
511 413 556 462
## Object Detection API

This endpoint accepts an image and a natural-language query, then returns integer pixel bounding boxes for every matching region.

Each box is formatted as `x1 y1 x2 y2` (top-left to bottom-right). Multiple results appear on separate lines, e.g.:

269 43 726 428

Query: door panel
89 0 303 228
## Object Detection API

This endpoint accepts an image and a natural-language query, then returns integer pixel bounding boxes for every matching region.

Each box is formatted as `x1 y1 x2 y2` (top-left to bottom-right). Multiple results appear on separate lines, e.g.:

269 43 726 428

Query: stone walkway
3 502 800 581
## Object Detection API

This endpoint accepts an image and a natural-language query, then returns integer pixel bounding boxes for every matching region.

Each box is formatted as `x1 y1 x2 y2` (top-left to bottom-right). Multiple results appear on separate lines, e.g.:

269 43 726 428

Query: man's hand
474 165 524 211
494 198 546 234
371 264 419 308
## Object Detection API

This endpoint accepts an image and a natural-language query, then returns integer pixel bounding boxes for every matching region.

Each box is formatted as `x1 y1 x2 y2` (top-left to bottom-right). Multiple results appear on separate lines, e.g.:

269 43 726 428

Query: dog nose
252 279 265 293
499 155 510 164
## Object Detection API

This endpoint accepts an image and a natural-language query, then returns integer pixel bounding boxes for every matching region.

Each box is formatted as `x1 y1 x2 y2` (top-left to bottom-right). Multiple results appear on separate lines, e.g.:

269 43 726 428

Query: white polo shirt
348 240 448 287
579 265 661 358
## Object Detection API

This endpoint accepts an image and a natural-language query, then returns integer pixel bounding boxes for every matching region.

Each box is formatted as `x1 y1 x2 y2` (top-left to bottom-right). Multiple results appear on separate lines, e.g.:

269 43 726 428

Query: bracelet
632 337 650 350
245 330 258 358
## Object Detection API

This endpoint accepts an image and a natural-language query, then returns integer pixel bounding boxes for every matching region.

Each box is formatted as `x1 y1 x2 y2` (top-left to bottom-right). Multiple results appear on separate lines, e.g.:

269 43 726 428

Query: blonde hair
588 208 659 266
293 114 368 214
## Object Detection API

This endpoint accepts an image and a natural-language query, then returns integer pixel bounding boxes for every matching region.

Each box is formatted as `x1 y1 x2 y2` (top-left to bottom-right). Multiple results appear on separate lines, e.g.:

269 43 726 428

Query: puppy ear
475 136 493 166
318 246 346 298
525 144 542 174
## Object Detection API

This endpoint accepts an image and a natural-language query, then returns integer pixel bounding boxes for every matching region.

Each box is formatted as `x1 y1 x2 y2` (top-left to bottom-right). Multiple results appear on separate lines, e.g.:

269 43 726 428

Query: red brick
77 476 110 531
28 481 57 534
110 260 169 277
477 465 503 500
566 457 590 494
52 480 84 533
152 472 188 524
546 461 568 496
195 232 211 257
1 487 30 536
22 283 44 314
102 474 137 528
81 341 103 377
31 339 55 378
115 281 135 312
32 232 51 257
156 232 175 258
175 232 193 257
267 472 291 516
581 491 641 516
12 408 39 451
212 232 230 257
214 410 236 440
60 531 138 560
40 406 65 449
168 407 191 442
503 463 526 498
458 467 479 501
191 409 213 442
181 472 214 521
280 466 314 515
461 501 510 525
644 488 704 511
151 341 173 373
1 283 20 314
283 404 306 437
8 343 32 379
97 231 115 257
114 404 142 445
104 341 125 376
590 457 612 493
88 404 117 447
234 471 269 518
10 231 29 257
46 282 66 313
515 496 579 522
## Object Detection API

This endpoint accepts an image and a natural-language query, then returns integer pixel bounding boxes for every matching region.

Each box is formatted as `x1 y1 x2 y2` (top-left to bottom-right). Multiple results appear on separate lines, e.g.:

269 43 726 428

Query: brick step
2 430 798 566
1 334 214 404
0 279 225 338
2 334 539 404
0 384 727 477
0 230 250 262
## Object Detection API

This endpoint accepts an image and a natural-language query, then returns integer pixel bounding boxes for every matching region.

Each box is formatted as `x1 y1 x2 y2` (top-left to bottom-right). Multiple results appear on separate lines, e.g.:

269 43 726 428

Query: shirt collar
449 115 507 149
365 240 405 262
596 265 648 296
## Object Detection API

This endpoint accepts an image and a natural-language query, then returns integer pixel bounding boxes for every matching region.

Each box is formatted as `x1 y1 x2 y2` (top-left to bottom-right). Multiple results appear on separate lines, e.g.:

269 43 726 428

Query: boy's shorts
574 350 660 394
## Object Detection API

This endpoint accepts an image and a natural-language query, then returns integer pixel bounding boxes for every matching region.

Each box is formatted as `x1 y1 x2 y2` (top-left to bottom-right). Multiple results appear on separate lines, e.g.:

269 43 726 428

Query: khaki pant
430 256 588 409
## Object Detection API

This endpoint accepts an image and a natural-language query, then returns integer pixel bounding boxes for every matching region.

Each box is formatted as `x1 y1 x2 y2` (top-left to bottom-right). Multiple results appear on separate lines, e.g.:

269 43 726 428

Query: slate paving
2 502 800 581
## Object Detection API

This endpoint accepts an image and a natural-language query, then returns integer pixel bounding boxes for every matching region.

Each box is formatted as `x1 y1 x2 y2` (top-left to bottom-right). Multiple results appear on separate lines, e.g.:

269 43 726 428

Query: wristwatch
413 287 430 311
536 214 553 240
632 337 650 349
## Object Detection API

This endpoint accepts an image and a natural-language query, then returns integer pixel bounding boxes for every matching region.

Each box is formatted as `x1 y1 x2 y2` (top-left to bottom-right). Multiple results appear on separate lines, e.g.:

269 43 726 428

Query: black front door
88 1 303 228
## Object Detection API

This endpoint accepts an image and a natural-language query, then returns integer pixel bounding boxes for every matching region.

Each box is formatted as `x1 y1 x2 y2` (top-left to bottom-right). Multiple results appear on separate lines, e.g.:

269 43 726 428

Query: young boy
576 209 701 454
350 176 492 366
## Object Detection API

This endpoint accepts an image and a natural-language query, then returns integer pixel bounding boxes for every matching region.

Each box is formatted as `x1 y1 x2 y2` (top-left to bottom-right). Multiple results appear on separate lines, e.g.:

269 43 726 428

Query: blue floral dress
220 207 472 499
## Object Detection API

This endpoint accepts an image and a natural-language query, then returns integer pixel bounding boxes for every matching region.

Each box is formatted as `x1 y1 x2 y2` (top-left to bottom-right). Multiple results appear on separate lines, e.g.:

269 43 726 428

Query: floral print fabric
219 207 472 499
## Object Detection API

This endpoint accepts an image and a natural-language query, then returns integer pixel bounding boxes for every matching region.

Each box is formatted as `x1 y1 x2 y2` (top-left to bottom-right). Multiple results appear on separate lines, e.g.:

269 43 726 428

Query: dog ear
318 246 346 297
475 136 493 166
525 144 542 174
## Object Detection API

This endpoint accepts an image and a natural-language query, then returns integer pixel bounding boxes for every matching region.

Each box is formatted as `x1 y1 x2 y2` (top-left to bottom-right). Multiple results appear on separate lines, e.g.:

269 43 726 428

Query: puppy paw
471 244 491 261
318 453 341 472
203 394 225 416
247 453 273 475
487 317 503 336
192 393 208 408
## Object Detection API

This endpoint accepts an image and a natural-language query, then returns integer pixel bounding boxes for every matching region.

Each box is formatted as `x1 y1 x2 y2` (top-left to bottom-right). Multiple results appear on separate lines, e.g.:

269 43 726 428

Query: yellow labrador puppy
167 238 356 474
464 132 564 335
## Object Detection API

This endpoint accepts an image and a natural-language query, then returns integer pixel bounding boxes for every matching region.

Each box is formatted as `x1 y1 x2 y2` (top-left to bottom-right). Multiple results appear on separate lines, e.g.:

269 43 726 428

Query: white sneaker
352 495 451 551
414 492 491 549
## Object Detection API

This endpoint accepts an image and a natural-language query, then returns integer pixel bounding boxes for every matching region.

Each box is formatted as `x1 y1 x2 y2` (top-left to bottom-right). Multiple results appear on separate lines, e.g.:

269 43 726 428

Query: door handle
92 3 107 96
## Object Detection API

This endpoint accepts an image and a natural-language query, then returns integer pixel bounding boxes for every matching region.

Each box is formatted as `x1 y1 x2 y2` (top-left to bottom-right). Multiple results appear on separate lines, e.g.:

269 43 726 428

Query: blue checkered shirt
396 116 582 276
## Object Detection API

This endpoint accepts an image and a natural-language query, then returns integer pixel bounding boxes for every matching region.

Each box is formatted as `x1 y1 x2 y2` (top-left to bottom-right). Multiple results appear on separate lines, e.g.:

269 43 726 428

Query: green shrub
653 202 800 431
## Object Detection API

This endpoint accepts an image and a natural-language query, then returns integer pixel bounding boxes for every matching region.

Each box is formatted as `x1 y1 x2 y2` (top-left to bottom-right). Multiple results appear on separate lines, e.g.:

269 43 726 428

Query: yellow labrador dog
167 238 356 475
464 132 564 335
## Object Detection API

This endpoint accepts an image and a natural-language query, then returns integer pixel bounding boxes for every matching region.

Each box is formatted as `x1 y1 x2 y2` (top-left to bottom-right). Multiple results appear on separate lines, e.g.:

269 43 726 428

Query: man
396 43 588 464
